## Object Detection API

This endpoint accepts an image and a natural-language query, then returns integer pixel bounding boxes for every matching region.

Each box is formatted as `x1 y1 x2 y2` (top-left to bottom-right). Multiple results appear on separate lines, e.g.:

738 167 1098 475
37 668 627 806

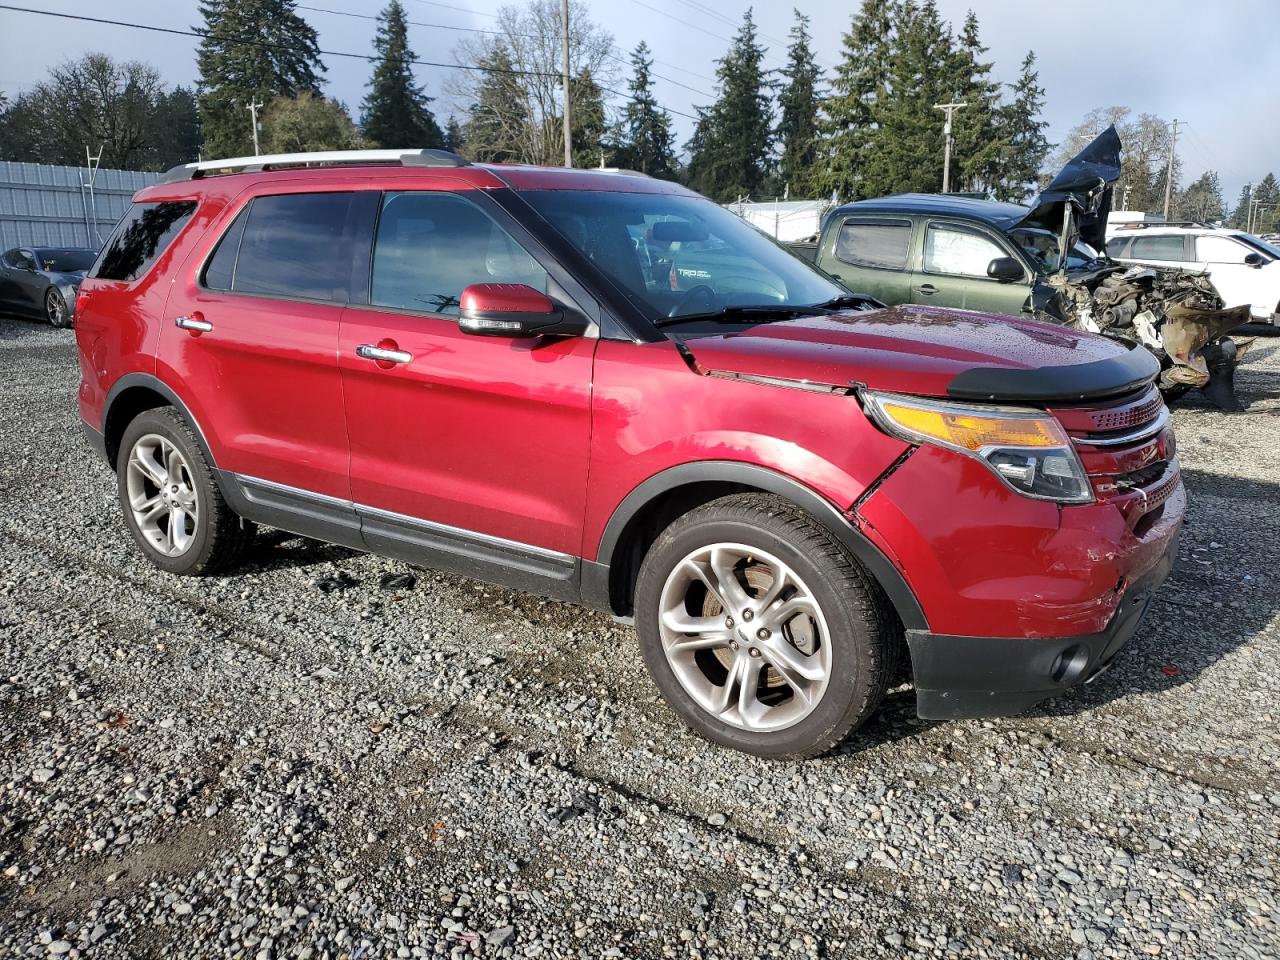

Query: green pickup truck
803 193 1109 315
796 127 1252 410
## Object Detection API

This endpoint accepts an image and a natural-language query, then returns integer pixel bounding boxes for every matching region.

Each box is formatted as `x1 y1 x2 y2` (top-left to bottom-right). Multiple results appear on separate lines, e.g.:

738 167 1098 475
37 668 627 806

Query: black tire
116 407 255 575
634 493 896 758
45 288 70 328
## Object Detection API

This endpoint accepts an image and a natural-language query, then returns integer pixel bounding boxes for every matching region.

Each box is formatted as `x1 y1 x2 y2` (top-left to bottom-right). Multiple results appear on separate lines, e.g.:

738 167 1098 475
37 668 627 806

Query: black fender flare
101 373 219 471
592 461 927 631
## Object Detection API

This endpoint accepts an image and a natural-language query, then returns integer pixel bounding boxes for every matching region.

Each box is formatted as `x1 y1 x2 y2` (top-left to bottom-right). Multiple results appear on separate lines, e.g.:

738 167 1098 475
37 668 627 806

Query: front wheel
634 494 896 758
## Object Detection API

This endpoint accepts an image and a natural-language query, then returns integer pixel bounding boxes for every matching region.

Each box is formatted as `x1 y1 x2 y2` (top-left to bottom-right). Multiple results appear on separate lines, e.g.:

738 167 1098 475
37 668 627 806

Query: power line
297 3 713 97
0 3 702 121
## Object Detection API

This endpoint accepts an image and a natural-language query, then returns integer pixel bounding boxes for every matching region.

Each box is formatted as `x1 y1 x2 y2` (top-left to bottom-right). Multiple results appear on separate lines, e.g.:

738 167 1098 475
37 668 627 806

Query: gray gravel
1 314 1278 959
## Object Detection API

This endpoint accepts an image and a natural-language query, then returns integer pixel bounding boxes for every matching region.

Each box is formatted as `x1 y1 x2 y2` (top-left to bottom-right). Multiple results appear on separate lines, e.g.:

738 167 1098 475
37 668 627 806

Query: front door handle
917 284 937 296
356 343 412 364
175 315 213 332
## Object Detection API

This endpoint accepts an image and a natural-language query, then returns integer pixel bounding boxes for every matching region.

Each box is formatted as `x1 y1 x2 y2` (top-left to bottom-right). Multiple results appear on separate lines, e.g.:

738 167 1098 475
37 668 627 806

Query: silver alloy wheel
45 289 66 326
125 433 199 557
657 542 831 732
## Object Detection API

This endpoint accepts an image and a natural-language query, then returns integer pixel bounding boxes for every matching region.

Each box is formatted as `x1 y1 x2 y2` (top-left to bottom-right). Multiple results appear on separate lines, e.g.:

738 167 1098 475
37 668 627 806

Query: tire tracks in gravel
0 524 1078 959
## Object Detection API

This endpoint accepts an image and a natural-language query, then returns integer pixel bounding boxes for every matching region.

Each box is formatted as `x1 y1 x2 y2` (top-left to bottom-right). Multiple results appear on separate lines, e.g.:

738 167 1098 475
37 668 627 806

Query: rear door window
370 192 548 316
92 200 197 282
1129 235 1187 262
834 219 912 270
923 222 1008 278
231 192 357 301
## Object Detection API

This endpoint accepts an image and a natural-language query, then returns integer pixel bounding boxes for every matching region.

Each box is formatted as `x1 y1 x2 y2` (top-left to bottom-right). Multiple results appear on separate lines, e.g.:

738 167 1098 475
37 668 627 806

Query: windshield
1009 228 1098 273
36 249 96 272
1237 233 1280 259
520 189 844 321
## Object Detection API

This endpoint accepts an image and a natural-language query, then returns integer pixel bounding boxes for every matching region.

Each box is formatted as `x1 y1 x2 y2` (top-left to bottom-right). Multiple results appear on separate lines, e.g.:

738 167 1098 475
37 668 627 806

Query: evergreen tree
360 0 443 149
1174 170 1225 223
461 46 525 163
443 116 466 153
776 11 822 198
614 42 677 178
817 0 894 200
153 87 203 167
685 9 774 201
1228 183 1253 229
859 0 952 196
570 69 608 168
1254 173 1280 233
197 0 325 158
945 11 1003 194
995 52 1049 201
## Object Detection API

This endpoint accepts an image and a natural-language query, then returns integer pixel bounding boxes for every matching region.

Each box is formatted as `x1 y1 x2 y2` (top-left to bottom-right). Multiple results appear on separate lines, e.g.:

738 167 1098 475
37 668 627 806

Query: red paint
459 282 555 315
76 159 1185 647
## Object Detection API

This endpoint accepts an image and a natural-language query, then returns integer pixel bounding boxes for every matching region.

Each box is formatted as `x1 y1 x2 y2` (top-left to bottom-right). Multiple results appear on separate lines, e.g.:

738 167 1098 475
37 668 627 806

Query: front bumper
906 546 1176 719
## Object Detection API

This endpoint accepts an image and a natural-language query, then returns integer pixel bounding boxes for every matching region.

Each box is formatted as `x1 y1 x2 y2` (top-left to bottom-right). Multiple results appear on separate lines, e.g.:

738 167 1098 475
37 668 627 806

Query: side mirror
1244 252 1265 267
986 256 1024 282
458 283 589 338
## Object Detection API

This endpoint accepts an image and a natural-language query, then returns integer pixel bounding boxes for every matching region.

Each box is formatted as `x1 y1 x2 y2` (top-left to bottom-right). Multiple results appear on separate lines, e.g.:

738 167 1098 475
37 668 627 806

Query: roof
829 193 1030 230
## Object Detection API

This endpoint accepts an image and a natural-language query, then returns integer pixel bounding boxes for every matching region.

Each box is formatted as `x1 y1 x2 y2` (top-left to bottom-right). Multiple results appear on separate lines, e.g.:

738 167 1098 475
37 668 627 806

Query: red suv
75 149 1184 757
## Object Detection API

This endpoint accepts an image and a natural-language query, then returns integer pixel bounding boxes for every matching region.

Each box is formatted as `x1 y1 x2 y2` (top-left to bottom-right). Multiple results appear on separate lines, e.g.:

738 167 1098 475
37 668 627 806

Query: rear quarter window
834 219 912 270
91 201 198 282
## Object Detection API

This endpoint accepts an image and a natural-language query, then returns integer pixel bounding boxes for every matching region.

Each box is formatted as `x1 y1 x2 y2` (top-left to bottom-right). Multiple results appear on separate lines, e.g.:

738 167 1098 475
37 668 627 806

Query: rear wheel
45 288 70 328
634 494 896 758
116 407 254 575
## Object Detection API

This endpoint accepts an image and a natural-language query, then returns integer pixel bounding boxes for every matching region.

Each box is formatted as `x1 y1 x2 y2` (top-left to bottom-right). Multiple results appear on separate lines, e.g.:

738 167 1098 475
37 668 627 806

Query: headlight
863 391 1092 504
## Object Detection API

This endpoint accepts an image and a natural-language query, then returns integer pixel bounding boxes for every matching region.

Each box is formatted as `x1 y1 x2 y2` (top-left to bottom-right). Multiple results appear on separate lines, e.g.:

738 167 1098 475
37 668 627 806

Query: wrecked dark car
803 126 1252 410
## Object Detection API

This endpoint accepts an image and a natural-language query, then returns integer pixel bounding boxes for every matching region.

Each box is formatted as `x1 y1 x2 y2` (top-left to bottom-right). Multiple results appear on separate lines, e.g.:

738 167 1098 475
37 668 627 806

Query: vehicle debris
1022 127 1253 410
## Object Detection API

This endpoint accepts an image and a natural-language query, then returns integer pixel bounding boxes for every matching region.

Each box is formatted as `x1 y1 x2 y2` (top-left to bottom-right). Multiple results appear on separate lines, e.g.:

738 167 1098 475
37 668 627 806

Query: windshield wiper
811 293 884 311
654 304 831 328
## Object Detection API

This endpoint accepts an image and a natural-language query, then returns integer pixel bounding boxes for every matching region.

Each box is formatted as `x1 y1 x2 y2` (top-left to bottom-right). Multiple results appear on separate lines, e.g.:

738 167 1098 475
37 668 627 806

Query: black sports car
0 246 97 327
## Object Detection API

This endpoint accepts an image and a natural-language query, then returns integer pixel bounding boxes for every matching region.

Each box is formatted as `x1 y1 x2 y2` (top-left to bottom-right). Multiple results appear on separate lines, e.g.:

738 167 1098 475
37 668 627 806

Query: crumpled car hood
680 304 1149 400
1016 125 1121 253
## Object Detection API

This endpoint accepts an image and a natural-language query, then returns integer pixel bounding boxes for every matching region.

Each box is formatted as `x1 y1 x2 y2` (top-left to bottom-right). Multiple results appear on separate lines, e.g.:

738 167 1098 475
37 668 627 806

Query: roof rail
158 148 469 183
1110 220 1213 231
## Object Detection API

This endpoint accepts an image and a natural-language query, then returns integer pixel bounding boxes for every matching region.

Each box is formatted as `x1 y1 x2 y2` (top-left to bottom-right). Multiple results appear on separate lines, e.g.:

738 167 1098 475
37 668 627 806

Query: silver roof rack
158 148 469 183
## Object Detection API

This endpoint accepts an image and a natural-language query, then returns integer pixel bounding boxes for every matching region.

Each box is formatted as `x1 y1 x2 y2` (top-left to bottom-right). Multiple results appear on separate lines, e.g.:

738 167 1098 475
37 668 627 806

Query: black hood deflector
1016 125 1122 253
947 342 1160 403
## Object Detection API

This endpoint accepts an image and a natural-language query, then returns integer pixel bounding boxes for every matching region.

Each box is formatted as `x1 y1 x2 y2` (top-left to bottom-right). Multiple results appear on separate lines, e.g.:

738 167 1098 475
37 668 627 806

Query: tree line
0 0 1273 232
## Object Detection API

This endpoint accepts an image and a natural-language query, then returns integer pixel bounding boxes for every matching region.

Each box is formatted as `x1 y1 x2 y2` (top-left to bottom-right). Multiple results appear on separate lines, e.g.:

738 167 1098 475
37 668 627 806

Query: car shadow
233 529 361 575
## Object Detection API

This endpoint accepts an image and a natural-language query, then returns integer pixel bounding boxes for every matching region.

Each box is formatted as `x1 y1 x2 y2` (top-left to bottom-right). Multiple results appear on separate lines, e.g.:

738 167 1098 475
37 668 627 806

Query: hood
1017 125 1121 254
681 304 1159 403
46 269 87 286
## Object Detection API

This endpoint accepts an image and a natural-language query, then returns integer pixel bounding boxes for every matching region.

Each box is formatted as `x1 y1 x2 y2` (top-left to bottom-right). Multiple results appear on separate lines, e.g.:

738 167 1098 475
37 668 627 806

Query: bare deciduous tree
449 0 617 166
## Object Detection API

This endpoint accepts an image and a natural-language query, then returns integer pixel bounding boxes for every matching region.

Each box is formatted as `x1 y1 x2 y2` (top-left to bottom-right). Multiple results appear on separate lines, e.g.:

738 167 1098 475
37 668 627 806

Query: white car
1109 225 1280 323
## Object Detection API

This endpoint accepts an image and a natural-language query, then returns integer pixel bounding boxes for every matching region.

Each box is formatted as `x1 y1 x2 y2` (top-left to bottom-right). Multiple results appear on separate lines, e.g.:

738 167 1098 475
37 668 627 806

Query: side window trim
921 219 1026 281
831 216 915 272
195 189 374 306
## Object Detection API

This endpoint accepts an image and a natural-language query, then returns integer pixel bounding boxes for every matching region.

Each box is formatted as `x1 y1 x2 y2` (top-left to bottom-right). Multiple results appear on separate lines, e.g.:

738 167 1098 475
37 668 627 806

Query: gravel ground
1 314 1277 960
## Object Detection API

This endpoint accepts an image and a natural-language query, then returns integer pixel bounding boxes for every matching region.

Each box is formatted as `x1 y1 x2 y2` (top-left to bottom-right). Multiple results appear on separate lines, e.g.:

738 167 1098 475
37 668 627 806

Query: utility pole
1161 118 1182 221
933 102 966 194
560 0 572 168
247 99 263 156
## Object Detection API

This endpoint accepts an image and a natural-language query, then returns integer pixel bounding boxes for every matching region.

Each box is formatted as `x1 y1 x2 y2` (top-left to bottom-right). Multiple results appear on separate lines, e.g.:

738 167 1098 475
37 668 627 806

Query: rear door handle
175 315 213 332
917 284 937 296
356 344 412 364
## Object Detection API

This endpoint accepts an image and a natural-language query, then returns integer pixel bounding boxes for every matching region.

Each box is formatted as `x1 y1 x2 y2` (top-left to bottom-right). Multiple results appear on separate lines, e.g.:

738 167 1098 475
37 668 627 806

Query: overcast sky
2 0 1276 206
